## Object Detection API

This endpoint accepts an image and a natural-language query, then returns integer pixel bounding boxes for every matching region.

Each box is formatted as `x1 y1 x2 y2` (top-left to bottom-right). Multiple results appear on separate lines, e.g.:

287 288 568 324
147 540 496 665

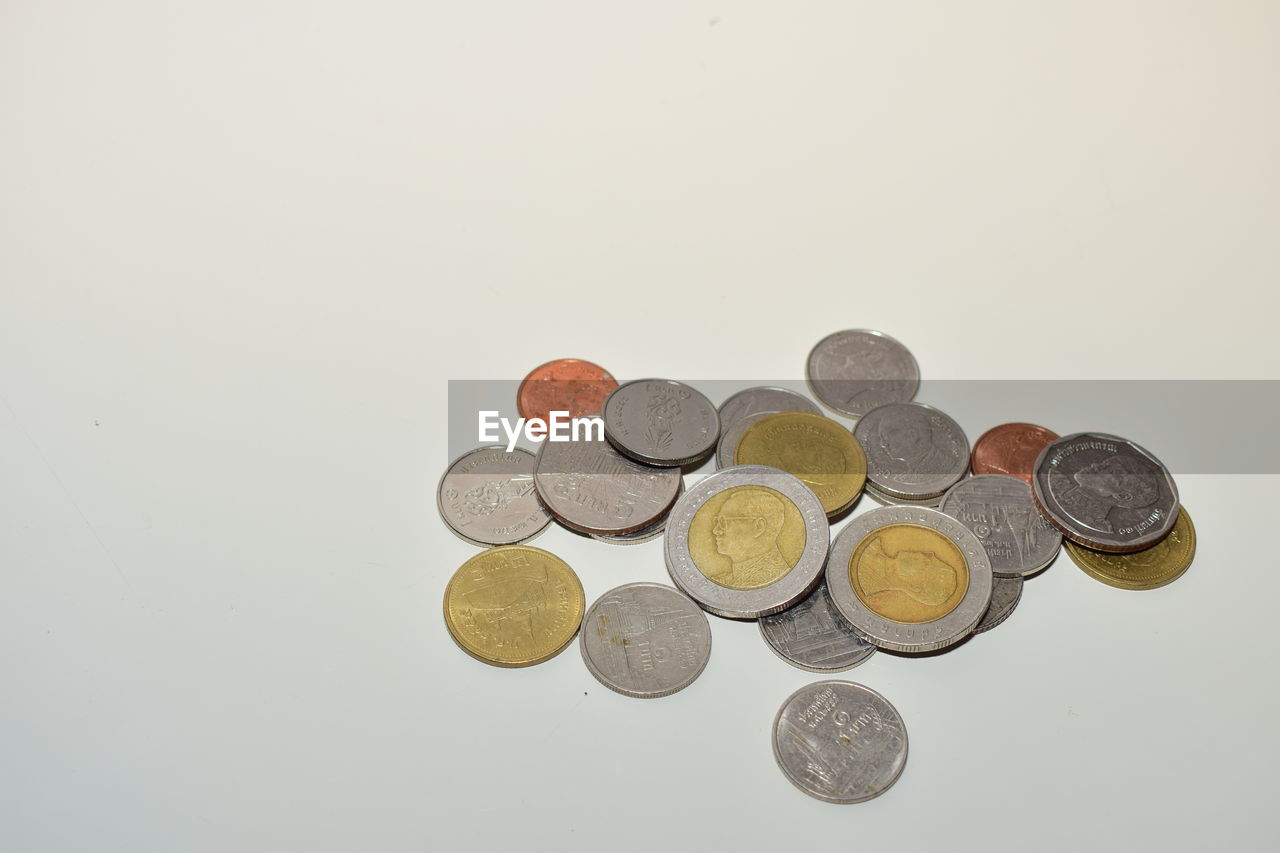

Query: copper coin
516 358 618 425
971 422 1059 483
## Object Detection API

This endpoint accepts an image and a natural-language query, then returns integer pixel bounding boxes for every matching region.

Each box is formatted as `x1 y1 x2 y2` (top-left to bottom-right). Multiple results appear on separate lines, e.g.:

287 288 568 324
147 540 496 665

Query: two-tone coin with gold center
1065 507 1196 590
733 412 866 517
443 545 585 667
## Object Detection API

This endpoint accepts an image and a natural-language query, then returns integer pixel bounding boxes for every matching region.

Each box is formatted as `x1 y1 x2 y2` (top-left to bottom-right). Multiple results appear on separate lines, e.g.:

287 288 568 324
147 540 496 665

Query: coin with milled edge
940 474 1061 578
759 582 876 673
604 379 720 466
443 546 585 668
1065 507 1196 590
579 583 712 698
534 427 681 536
716 410 776 470
865 481 945 508
516 358 618 426
590 483 684 545
973 575 1023 635
806 330 920 419
665 466 830 619
734 412 867 517
1032 432 1180 553
971 423 1059 483
438 446 553 547
854 402 970 500
718 386 821 435
772 680 908 803
826 506 993 653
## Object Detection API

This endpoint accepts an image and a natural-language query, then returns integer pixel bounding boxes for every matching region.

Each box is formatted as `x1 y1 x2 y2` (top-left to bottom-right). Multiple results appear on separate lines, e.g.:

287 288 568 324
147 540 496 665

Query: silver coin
772 680 908 804
603 379 720 467
664 465 830 619
805 330 920 419
973 575 1023 635
590 483 683 545
534 429 681 535
939 474 1061 577
715 410 777 470
437 446 552 547
759 582 876 673
718 386 821 435
864 481 944 508
1031 432 1180 553
579 582 712 698
826 506 993 653
854 402 969 500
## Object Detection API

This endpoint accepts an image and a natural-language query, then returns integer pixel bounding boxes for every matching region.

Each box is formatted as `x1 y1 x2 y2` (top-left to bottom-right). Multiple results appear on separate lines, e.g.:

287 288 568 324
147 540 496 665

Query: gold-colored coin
443 545 585 667
848 523 969 623
733 412 867 517
1065 507 1196 590
687 484 806 590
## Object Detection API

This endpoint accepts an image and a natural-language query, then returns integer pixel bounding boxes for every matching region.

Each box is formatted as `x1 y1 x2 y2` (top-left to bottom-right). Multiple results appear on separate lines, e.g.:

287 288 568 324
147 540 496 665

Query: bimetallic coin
734 412 867 517
971 423 1059 483
665 466 830 619
973 575 1023 635
759 582 876 673
716 410 777 470
579 583 712 698
443 546 585 668
1032 432 1180 553
718 386 821 435
805 330 920 419
772 680 908 804
854 402 970 500
826 506 993 653
940 474 1061 578
1065 507 1196 590
534 426 681 536
437 446 552 547
865 481 944 508
604 379 720 467
516 358 618 426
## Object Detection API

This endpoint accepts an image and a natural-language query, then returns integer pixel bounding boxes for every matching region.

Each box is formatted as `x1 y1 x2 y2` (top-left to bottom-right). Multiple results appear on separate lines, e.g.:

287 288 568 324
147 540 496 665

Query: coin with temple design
734 411 867 517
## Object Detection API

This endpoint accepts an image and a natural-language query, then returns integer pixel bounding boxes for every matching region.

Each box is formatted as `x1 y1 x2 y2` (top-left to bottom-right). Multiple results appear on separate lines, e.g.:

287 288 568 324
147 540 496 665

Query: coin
718 386 821 434
716 410 776 470
971 422 1059 483
759 582 876 673
973 575 1023 635
805 330 920 419
1065 506 1196 590
864 481 944 508
939 474 1061 578
772 680 908 804
854 402 970 500
1032 432 1180 553
733 412 867 517
516 358 618 426
590 483 683 545
579 583 712 698
665 466 830 619
534 427 681 536
603 379 720 467
826 506 993 653
437 446 552 547
443 546 585 668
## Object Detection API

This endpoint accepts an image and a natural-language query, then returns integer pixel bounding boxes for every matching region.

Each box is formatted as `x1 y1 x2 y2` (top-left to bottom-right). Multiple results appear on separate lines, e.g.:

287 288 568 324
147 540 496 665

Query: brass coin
848 523 970 624
733 412 867 517
1064 507 1196 590
443 545 585 667
687 484 807 591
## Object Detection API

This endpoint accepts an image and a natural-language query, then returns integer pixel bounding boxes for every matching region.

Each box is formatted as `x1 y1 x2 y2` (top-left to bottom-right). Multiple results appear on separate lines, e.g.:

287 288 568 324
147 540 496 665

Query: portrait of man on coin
1052 455 1162 534
710 487 794 588
875 407 949 475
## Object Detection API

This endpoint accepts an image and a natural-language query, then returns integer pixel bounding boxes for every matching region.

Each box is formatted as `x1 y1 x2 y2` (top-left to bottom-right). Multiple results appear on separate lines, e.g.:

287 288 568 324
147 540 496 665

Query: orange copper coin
970 422 1059 483
516 358 618 425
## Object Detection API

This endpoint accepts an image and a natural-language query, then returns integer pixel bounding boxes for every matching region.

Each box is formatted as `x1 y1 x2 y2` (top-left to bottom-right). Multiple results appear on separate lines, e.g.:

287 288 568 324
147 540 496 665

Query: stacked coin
854 402 970 506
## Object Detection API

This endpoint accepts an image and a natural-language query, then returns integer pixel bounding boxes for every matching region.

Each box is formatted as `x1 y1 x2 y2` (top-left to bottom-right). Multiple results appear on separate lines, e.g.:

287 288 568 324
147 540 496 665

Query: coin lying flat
603 379 720 467
939 474 1061 578
718 386 821 435
579 583 712 698
665 466 830 619
1032 432 1180 553
734 412 867 517
516 358 618 426
533 426 681 536
772 680 908 803
1065 506 1196 590
971 422 1059 483
759 582 876 673
443 546 585 667
973 575 1023 635
716 410 776 470
806 329 920 419
826 506 993 653
437 446 552 547
854 402 969 501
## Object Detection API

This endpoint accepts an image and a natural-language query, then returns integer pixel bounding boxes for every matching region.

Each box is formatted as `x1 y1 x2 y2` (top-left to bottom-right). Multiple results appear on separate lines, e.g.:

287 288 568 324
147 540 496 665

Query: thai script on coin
734 411 867 517
971 422 1059 483
437 446 552 547
805 329 920 418
604 379 720 466
759 582 876 673
973 575 1023 635
854 402 969 500
517 358 618 426
1065 507 1196 590
939 474 1061 577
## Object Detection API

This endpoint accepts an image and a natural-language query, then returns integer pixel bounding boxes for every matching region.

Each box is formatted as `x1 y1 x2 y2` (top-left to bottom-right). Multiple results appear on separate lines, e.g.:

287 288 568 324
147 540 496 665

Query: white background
3 3 1278 851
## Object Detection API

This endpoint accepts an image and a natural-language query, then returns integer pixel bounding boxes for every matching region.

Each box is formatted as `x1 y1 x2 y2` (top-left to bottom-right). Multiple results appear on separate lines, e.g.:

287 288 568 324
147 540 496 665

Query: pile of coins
439 331 1196 803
